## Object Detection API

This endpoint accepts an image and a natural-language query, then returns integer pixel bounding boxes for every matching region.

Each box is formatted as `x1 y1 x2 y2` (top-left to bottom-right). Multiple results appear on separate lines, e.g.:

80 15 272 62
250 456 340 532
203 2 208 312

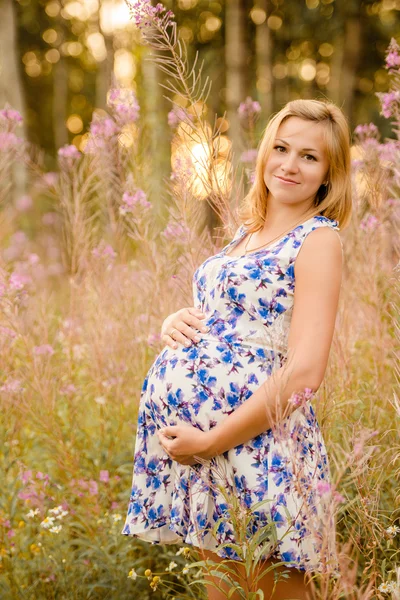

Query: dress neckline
223 215 320 260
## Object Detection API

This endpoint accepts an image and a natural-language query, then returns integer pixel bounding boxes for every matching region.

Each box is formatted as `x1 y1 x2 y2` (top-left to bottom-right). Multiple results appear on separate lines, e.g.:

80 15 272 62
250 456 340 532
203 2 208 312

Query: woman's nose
281 152 299 172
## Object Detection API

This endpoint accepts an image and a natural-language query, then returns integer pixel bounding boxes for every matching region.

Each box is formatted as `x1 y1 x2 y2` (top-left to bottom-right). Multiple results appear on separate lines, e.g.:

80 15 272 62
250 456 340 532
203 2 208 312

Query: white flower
48 506 68 519
26 508 40 518
175 547 185 556
378 581 397 593
56 510 68 520
182 563 190 574
128 568 137 581
95 396 107 405
49 505 63 515
165 561 178 572
386 525 400 537
112 514 122 523
49 525 62 534
40 516 55 529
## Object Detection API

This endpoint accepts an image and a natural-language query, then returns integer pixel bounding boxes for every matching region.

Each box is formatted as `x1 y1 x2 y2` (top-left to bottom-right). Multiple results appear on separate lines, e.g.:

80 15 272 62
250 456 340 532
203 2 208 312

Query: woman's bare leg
197 549 314 600
198 549 244 600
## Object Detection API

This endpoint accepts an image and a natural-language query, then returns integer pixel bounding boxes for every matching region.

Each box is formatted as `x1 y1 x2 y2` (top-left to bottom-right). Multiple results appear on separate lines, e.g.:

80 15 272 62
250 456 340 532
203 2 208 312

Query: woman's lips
274 175 299 185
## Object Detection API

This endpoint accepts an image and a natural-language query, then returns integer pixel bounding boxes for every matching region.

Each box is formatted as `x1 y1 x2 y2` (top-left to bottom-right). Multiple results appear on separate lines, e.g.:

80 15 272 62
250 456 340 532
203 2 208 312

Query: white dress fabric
122 215 340 575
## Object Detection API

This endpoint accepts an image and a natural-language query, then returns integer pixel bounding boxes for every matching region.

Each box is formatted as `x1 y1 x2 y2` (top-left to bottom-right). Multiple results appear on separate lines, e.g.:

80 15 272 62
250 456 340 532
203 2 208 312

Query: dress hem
121 525 340 577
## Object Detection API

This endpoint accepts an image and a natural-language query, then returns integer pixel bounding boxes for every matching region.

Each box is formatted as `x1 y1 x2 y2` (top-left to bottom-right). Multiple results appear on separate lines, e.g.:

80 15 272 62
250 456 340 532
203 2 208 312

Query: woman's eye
304 154 316 161
274 145 286 152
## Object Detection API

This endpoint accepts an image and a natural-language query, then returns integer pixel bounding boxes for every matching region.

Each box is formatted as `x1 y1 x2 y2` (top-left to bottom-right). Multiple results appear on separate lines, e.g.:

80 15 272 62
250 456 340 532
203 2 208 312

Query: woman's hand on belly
157 425 214 465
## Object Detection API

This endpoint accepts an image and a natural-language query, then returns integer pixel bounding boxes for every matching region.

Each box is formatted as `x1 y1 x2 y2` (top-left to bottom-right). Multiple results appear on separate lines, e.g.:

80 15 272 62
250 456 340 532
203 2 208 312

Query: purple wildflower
60 383 77 396
33 344 55 356
84 116 119 153
376 91 400 119
378 140 400 163
0 378 24 394
289 387 315 407
58 145 81 160
240 149 258 163
90 117 118 139
167 106 193 129
127 0 175 31
9 272 31 290
88 480 99 496
92 242 117 260
0 326 17 339
0 132 19 151
333 492 345 504
385 38 400 70
108 88 140 126
42 172 58 188
170 156 194 182
316 481 332 495
238 97 261 121
161 221 191 242
360 214 380 231
120 189 151 215
353 123 380 143
99 470 110 483
15 195 33 212
0 108 23 123
248 170 256 185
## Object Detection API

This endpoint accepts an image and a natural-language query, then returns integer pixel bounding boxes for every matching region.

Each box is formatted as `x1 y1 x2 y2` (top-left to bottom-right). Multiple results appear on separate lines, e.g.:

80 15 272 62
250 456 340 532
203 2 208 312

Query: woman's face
263 116 330 211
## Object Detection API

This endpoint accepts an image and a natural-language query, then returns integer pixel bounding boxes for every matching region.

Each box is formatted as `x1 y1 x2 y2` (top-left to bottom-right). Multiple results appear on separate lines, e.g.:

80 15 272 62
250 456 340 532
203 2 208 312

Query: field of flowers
0 4 399 598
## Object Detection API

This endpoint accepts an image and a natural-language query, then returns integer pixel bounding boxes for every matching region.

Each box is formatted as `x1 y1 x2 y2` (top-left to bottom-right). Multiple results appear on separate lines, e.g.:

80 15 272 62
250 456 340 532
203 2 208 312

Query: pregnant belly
142 337 284 431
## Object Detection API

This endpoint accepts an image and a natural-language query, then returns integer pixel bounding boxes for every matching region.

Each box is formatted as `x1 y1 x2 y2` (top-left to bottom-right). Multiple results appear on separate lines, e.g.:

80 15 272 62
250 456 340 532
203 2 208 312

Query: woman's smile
274 175 300 185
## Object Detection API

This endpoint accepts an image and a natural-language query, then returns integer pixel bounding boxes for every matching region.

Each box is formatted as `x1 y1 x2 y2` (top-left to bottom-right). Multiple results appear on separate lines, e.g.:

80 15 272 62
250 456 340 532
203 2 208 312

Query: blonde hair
237 98 353 232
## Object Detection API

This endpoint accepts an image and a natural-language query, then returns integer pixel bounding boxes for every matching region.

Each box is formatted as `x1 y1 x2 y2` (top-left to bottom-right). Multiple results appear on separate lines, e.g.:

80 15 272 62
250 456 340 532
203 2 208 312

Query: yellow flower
18 521 25 528
152 576 160 583
144 568 152 579
183 547 190 558
29 544 41 555
0 548 7 557
128 568 137 581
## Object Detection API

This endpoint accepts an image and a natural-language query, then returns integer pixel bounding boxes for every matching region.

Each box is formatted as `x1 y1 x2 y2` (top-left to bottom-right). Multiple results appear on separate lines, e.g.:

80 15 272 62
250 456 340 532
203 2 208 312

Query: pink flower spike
88 480 99 496
0 132 20 151
15 195 33 212
0 107 23 124
58 144 81 159
238 97 261 120
240 149 258 164
99 470 110 483
333 491 345 504
316 481 332 495
9 272 31 290
33 344 55 356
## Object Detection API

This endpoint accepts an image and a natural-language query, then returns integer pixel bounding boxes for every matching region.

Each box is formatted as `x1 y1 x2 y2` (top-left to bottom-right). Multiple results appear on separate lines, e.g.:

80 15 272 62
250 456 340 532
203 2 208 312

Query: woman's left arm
158 227 343 461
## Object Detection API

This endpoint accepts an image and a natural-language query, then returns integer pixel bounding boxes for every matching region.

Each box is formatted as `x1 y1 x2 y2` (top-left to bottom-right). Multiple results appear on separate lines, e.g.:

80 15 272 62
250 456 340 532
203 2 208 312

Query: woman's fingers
163 307 209 348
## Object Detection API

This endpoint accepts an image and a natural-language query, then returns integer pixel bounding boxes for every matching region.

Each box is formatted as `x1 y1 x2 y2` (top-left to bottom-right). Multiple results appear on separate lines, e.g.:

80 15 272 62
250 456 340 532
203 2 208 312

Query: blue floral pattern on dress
121 215 340 574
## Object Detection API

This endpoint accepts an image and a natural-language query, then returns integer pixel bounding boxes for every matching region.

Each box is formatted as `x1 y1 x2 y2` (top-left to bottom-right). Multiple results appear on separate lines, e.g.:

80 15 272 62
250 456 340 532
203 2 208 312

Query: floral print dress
121 214 340 575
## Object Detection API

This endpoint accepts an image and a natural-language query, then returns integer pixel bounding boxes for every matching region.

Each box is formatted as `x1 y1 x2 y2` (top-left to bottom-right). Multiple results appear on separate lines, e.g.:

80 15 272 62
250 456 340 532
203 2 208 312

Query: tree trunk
53 57 69 149
0 0 27 198
340 15 362 123
96 33 114 110
255 0 273 119
225 0 248 161
141 49 169 216
327 32 344 105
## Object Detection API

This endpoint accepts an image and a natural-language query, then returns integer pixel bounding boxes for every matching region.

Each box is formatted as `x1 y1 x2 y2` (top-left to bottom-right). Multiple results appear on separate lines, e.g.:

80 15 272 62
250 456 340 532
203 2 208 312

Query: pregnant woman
122 98 352 599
